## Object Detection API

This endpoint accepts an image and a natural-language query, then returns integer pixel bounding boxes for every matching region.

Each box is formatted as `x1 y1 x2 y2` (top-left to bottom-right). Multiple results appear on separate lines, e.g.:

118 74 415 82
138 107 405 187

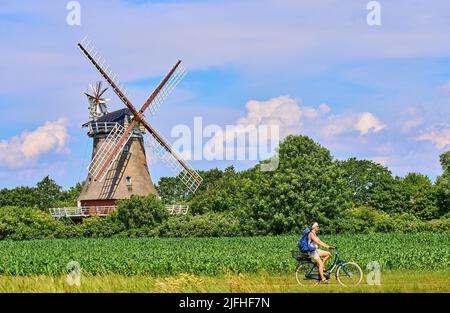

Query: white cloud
355 112 386 135
323 112 386 137
413 125 450 149
370 156 389 166
318 103 331 114
0 119 69 168
204 96 387 161
402 116 424 132
204 96 301 160
237 96 302 137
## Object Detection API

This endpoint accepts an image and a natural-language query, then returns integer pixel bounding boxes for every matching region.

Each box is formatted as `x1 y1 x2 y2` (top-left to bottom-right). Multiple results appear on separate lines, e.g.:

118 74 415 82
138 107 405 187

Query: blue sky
1 0 450 189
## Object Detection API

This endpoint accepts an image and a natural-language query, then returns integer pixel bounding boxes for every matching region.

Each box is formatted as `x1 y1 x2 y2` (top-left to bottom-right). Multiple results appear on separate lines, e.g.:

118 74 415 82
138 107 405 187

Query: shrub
333 206 393 234
116 194 169 229
0 206 63 240
158 212 242 237
81 213 125 238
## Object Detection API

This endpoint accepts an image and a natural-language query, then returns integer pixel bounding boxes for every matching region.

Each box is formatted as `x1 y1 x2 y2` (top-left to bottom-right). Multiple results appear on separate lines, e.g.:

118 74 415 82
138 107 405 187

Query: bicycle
291 247 363 287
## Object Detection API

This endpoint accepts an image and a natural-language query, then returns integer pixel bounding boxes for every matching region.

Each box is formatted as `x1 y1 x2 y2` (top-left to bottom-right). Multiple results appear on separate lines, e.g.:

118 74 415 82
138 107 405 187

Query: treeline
0 135 449 239
0 177 82 209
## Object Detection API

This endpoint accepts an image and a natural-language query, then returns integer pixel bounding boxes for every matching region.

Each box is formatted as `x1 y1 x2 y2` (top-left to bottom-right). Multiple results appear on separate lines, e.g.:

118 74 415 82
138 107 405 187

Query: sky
1 0 450 189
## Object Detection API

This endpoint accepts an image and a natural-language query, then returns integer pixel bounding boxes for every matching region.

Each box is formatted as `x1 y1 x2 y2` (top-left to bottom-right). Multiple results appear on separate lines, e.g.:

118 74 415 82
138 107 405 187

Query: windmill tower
78 82 158 210
77 37 202 215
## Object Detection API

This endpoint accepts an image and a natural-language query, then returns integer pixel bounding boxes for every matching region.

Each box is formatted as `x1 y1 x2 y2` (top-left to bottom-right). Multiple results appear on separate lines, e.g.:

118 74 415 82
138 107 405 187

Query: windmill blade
140 60 187 116
143 121 202 193
92 118 140 182
79 38 143 181
87 122 134 182
78 37 138 113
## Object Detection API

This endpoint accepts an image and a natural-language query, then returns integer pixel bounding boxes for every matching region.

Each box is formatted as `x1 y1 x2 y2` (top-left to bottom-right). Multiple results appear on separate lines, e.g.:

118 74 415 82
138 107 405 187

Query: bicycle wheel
295 262 320 287
336 262 363 286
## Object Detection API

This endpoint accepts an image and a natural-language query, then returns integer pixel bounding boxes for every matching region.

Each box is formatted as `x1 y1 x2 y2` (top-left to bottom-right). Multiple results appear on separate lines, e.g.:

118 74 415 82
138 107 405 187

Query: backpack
297 227 316 253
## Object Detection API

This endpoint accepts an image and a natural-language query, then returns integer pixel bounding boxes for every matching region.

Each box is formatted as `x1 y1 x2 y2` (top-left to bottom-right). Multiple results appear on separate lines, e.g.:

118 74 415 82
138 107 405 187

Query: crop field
0 233 448 276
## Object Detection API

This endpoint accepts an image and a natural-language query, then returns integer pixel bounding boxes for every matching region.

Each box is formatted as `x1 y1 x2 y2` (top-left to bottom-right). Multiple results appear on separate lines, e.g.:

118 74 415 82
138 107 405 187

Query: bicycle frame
300 249 348 280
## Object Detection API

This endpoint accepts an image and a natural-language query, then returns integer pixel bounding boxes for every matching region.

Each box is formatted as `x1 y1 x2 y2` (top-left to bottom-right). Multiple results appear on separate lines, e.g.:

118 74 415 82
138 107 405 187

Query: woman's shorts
308 249 324 260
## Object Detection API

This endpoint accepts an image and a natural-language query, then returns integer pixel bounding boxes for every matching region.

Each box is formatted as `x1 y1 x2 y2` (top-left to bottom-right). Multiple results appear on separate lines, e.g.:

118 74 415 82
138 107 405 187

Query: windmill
77 37 202 213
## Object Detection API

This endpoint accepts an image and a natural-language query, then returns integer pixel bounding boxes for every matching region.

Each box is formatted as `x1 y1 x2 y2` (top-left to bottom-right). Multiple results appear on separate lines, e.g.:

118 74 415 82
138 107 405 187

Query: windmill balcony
86 122 119 135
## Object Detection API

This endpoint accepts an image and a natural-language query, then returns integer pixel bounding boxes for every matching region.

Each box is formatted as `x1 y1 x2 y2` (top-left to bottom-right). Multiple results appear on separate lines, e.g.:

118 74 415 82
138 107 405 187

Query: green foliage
36 176 62 210
157 213 242 237
334 206 450 234
55 182 84 207
117 194 169 229
0 177 83 210
333 206 394 234
157 168 224 204
401 173 439 220
436 151 450 216
0 206 62 240
0 136 447 239
80 213 125 238
0 233 447 276
191 136 352 235
338 158 403 213
0 187 38 208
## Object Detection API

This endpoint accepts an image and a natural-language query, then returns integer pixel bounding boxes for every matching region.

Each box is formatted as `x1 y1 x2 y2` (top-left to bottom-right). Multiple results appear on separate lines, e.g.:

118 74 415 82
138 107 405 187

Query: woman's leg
317 249 332 270
312 254 325 281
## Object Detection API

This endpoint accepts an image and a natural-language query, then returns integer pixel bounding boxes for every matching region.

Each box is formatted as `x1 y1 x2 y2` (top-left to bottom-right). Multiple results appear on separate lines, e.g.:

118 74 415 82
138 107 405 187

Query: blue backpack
297 227 315 253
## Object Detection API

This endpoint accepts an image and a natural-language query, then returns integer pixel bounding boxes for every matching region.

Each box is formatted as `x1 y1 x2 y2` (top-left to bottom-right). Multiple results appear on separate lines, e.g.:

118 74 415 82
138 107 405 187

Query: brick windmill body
78 82 157 211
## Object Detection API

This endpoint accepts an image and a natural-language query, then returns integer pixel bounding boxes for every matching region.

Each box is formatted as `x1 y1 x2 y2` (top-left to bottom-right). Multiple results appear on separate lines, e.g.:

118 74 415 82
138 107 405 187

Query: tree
243 135 352 234
0 186 38 208
338 158 402 213
117 194 169 229
58 182 84 206
191 135 352 235
401 173 439 220
436 151 450 217
35 176 62 210
157 168 225 204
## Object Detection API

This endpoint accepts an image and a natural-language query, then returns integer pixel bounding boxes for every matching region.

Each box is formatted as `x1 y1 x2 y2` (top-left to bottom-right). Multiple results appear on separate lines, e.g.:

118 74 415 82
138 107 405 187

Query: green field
0 233 448 292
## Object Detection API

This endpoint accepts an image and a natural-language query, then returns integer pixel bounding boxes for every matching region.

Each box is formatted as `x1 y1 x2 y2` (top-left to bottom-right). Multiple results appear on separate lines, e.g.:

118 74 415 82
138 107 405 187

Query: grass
0 270 448 293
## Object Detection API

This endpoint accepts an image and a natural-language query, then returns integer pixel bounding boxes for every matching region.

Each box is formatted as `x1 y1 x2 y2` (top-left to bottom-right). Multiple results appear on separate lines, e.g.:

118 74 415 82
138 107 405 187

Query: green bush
80 213 125 238
0 206 63 240
333 206 450 234
157 212 242 237
333 206 393 234
116 194 168 229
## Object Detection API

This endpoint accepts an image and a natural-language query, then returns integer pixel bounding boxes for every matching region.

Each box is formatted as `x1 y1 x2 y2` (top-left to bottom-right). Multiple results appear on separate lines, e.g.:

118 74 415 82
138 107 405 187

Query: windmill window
124 144 129 153
125 176 132 186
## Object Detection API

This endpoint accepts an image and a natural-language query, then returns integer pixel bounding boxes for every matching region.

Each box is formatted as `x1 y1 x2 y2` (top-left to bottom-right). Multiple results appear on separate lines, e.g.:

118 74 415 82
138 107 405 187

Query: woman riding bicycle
308 222 335 283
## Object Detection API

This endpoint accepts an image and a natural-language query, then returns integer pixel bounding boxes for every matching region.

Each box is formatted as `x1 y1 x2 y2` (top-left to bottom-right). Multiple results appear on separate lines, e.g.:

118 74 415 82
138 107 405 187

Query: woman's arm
309 232 331 249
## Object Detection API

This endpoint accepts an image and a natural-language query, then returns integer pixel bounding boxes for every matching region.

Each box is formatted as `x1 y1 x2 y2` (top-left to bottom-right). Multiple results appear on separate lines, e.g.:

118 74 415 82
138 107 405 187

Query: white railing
49 204 189 218
87 122 118 134
49 206 117 218
166 205 189 215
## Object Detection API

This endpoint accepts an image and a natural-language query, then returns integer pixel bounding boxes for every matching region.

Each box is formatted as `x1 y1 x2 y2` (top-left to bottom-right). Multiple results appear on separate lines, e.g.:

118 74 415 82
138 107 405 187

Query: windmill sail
146 127 202 193
87 122 133 182
145 61 187 116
